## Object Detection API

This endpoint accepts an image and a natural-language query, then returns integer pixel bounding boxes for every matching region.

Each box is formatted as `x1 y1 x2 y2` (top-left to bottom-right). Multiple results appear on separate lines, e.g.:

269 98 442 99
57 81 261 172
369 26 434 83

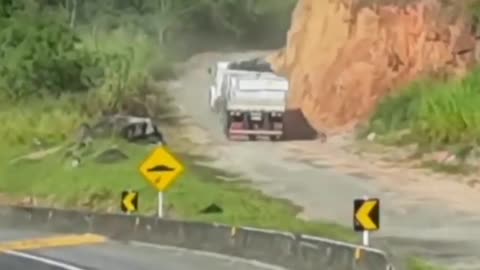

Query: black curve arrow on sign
147 164 175 172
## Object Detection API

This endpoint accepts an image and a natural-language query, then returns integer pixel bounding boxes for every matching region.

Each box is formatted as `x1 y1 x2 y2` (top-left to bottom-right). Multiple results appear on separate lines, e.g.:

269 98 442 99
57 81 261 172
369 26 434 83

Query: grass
364 67 480 155
0 5 452 266
0 8 359 249
0 26 175 147
79 26 175 81
0 140 448 269
0 139 448 269
0 140 357 243
0 95 89 145
408 258 448 270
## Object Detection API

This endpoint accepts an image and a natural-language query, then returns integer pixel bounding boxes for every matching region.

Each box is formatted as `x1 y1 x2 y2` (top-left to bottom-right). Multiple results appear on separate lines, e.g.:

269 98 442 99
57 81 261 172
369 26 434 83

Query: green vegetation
363 1 480 161
363 67 480 154
0 0 359 244
0 0 296 145
0 139 357 243
362 0 480 150
0 2 459 268
407 258 448 270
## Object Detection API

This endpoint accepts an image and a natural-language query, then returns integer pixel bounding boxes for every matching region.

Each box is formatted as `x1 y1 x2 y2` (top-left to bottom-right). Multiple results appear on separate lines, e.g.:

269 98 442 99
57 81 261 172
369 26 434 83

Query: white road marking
5 250 86 270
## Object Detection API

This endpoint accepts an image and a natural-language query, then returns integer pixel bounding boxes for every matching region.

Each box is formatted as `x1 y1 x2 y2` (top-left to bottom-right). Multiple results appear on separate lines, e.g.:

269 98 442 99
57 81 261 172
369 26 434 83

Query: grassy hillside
0 0 295 146
363 66 480 155
365 68 480 145
362 1 480 164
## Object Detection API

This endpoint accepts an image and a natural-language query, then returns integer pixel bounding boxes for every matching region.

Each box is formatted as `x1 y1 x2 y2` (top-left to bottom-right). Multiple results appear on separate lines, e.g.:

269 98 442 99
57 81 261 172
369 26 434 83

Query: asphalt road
0 229 282 270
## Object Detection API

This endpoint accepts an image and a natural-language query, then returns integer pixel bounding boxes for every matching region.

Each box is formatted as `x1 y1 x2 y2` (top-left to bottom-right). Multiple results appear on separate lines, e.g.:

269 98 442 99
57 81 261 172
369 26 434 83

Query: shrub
0 0 296 146
366 67 480 149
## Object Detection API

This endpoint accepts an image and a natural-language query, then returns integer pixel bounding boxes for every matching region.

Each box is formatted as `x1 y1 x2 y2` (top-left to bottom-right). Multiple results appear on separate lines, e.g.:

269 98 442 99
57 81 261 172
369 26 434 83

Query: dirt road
167 51 480 269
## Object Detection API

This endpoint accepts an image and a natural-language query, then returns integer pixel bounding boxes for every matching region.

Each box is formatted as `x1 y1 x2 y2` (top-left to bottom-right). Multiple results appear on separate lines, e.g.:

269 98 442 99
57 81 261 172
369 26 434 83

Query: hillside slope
268 0 479 133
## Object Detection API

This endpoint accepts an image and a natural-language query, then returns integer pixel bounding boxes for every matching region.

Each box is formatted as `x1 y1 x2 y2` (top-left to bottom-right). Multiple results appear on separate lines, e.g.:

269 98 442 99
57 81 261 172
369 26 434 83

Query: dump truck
208 58 289 141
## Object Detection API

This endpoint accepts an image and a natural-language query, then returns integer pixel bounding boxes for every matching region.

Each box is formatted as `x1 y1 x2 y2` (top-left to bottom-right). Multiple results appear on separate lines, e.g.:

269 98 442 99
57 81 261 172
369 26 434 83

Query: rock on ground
76 114 167 145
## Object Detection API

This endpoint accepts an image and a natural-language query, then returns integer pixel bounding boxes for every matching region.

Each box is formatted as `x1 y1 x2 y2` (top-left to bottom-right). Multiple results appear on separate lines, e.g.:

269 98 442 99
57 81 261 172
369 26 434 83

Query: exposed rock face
268 0 479 133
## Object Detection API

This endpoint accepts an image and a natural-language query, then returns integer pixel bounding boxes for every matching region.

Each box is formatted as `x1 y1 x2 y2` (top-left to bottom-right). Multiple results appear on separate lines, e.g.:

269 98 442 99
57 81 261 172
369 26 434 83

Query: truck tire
262 113 278 142
243 115 256 141
270 135 282 141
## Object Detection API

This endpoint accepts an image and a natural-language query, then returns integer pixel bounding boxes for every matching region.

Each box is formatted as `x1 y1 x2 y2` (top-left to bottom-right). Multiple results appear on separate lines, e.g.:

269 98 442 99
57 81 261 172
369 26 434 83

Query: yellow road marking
0 233 107 252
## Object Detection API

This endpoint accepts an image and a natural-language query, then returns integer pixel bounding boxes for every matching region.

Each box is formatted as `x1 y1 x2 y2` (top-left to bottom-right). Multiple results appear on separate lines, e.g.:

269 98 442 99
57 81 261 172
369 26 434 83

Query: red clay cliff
268 0 479 134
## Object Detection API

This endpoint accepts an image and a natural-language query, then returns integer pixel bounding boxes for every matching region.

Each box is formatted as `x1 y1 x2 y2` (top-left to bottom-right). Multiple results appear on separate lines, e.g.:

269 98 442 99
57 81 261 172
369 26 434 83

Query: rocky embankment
268 0 479 134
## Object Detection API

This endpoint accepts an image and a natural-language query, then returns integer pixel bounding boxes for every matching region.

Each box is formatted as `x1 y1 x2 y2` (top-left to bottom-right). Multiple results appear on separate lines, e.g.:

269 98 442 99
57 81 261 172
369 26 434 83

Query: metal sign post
139 146 185 219
158 191 164 218
362 196 369 246
353 195 380 247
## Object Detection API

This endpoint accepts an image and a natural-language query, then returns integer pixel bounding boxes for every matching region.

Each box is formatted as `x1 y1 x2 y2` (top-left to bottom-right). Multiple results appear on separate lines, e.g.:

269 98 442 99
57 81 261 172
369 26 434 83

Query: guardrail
0 206 394 270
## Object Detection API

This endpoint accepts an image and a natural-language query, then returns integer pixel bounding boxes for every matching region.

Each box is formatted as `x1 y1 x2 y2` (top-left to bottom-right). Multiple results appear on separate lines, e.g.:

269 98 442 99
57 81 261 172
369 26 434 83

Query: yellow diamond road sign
139 147 185 192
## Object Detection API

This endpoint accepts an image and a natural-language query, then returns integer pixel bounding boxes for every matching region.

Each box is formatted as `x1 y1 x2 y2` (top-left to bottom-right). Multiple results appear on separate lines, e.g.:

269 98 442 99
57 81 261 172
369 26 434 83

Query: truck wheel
263 114 277 142
242 115 256 141
270 135 282 141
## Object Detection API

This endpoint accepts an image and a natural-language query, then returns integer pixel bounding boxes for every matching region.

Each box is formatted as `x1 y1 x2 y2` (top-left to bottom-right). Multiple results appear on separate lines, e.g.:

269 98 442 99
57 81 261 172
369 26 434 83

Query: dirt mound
283 109 319 140
268 0 479 134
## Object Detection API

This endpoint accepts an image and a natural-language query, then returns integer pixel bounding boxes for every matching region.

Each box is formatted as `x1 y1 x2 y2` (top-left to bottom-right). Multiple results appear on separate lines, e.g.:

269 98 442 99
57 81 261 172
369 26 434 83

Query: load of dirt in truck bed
268 0 479 134
228 58 274 72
